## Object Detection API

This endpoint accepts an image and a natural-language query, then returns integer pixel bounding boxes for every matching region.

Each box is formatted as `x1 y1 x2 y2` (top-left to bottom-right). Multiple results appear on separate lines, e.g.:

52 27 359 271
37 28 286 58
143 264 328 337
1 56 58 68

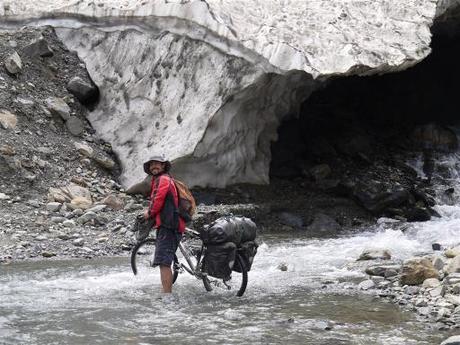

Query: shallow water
0 225 456 345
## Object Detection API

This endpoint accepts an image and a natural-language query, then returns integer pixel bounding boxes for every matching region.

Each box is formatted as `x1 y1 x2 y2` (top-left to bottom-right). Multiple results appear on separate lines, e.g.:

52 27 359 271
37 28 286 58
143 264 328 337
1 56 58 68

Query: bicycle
130 227 248 296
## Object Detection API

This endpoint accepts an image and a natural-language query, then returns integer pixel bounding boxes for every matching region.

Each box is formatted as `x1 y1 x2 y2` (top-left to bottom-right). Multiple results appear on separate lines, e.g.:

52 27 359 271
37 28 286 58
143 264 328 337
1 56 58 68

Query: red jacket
149 174 185 233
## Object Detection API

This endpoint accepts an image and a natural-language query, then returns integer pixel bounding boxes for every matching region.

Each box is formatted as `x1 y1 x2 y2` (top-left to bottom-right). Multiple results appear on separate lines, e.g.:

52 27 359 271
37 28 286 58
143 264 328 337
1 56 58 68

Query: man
143 156 185 293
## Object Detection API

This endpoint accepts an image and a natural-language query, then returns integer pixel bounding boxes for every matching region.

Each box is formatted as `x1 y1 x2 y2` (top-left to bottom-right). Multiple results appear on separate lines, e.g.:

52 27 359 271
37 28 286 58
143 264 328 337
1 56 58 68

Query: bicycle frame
175 229 207 279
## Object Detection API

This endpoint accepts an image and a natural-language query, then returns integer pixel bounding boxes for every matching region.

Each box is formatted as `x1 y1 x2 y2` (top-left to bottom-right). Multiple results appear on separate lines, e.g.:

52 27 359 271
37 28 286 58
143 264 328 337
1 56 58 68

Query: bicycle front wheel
130 238 179 284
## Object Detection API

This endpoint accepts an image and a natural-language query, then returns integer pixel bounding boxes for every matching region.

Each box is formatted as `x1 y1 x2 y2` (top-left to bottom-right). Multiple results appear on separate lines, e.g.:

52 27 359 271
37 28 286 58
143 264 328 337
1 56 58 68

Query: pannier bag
131 215 154 242
201 216 257 245
203 242 236 279
233 240 258 273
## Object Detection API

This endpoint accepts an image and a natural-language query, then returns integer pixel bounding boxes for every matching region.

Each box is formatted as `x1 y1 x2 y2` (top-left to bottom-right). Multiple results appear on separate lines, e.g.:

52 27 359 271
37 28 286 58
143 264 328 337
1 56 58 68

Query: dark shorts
153 226 182 267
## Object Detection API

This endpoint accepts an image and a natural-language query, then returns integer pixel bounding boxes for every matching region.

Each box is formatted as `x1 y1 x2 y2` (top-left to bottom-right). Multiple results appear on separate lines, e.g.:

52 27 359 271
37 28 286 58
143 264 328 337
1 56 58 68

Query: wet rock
66 116 84 136
22 37 53 57
45 97 71 121
405 206 431 222
41 251 56 258
357 248 391 261
0 109 18 130
278 263 288 271
365 264 400 277
432 243 442 251
4 51 22 74
66 76 99 105
446 257 460 275
400 257 439 285
354 187 410 215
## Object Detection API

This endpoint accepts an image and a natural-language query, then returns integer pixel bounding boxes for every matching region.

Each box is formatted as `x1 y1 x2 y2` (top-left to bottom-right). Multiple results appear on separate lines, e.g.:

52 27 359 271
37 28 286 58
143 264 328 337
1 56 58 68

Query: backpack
173 178 196 223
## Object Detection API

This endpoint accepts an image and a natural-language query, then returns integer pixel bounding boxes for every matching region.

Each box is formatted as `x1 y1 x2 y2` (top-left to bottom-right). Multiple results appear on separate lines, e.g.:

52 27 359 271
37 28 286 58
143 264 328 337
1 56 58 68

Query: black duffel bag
203 242 236 280
200 216 257 245
233 240 258 273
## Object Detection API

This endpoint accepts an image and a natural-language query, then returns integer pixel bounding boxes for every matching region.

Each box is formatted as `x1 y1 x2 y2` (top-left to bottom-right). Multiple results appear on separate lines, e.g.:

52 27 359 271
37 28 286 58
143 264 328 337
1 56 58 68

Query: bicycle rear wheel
130 238 179 284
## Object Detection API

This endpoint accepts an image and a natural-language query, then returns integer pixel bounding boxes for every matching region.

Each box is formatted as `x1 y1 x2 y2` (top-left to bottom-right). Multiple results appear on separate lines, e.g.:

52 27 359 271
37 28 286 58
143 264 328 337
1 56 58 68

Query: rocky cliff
1 0 460 188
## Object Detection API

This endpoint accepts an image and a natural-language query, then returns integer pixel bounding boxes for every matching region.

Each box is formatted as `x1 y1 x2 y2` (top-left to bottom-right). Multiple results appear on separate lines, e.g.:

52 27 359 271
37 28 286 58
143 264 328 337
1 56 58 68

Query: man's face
149 161 165 175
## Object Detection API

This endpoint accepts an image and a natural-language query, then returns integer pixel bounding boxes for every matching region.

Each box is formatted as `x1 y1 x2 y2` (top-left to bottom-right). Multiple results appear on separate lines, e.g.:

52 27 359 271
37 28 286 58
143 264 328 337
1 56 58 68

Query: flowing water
2 155 460 344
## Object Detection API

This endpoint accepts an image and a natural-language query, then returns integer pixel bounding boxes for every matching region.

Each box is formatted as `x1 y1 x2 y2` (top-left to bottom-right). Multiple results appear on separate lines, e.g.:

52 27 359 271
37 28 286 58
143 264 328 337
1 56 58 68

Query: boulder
400 258 439 285
22 37 53 57
92 155 115 170
4 51 22 74
358 280 375 290
74 142 93 157
357 249 391 261
48 183 92 204
45 97 71 121
422 278 441 288
0 110 17 130
306 213 341 234
445 256 460 275
66 116 84 136
445 245 460 258
66 76 99 105
101 194 125 210
365 264 400 277
126 175 151 197
70 196 92 210
278 212 303 228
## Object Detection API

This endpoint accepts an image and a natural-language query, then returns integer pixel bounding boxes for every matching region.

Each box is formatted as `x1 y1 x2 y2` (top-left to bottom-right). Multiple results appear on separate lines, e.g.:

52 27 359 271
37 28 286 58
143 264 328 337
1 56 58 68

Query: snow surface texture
1 0 458 187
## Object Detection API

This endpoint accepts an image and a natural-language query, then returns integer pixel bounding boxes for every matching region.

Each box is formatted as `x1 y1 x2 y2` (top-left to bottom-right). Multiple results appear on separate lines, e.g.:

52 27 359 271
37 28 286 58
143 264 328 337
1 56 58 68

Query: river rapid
2 155 460 344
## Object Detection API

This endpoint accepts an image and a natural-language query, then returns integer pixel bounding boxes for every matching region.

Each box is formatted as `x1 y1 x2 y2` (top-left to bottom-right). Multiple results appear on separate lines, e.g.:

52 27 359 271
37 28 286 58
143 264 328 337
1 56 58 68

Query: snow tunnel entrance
270 23 460 181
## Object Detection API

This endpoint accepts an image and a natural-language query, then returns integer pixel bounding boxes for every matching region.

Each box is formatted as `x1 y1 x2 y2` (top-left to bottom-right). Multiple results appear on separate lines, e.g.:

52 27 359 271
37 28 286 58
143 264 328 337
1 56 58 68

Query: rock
306 213 341 234
405 206 431 222
278 263 288 271
45 97 71 121
422 278 441 288
92 155 115 170
72 238 84 247
70 196 92 210
365 265 400 277
86 204 107 213
0 144 15 156
432 243 442 251
4 51 22 74
358 280 375 290
74 142 94 157
102 194 124 210
57 233 71 240
126 175 151 197
50 216 66 224
357 249 391 261
353 187 410 215
400 257 439 286
277 212 303 228
446 256 460 275
445 246 460 258
444 273 460 286
0 193 10 200
452 284 460 295
46 202 62 212
445 294 460 306
22 37 53 57
41 251 56 258
66 116 85 136
0 110 18 130
62 220 76 228
48 183 92 203
441 336 460 345
78 211 97 224
66 76 99 104
309 164 331 181
433 256 446 271
428 286 445 298
417 306 431 316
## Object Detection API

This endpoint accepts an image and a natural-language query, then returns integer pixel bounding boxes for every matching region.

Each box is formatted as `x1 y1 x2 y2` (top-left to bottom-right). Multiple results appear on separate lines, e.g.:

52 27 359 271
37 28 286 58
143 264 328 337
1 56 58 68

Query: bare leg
160 265 173 293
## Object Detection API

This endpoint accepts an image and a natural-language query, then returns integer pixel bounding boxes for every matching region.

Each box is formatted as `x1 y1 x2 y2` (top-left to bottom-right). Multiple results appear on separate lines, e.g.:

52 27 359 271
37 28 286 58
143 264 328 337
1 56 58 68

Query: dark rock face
66 76 99 106
21 37 53 57
411 123 458 152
